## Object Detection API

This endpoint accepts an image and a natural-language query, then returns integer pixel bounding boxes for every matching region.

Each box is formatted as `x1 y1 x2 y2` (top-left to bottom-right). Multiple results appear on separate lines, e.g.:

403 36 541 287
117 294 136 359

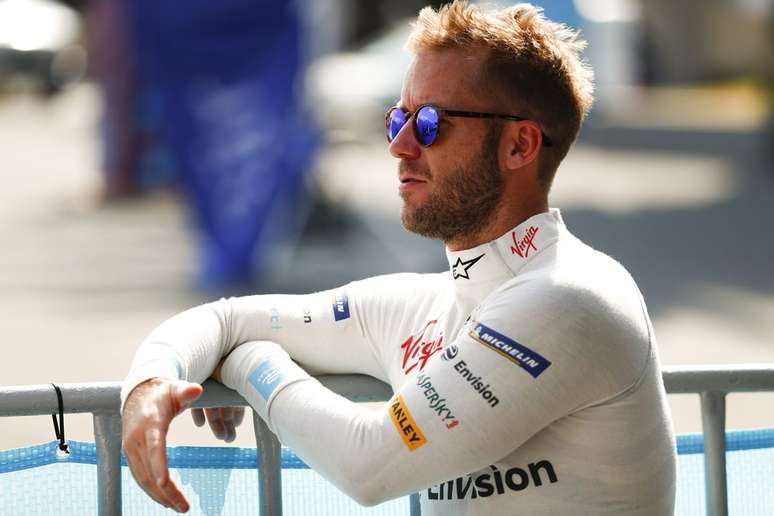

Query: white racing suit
122 209 676 515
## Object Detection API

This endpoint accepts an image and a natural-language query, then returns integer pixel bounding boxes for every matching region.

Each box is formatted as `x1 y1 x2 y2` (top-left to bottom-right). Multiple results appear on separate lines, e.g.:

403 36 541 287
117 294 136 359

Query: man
121 2 677 514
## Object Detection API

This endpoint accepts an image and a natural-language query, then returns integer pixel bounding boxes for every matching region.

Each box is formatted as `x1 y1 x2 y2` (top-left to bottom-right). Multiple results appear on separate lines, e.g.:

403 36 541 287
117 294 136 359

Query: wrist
121 375 178 416
220 341 312 429
221 342 287 390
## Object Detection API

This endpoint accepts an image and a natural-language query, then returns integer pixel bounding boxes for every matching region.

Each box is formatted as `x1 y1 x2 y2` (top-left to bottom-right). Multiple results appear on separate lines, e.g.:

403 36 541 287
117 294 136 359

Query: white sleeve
120 273 443 413
220 278 650 506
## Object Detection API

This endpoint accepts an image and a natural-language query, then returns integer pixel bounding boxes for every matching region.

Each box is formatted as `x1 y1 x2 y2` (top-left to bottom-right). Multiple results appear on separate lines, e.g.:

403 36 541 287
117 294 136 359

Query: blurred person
84 0 142 198
120 2 676 514
82 0 181 199
126 0 318 288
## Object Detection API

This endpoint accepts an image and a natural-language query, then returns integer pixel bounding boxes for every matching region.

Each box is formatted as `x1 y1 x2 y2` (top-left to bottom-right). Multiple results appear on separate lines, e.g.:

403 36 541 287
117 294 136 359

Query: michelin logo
332 290 350 321
469 321 550 378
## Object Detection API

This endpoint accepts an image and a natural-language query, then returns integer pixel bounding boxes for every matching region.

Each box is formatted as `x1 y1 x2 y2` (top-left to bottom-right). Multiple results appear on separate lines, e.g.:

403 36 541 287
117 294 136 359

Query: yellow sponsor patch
389 395 427 451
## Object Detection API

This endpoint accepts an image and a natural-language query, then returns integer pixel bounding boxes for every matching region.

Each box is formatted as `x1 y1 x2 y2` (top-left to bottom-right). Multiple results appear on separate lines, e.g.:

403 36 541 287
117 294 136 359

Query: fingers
202 407 244 442
233 407 245 427
124 435 177 510
221 408 236 443
205 408 227 441
122 378 199 512
146 426 190 512
191 408 206 427
172 382 203 415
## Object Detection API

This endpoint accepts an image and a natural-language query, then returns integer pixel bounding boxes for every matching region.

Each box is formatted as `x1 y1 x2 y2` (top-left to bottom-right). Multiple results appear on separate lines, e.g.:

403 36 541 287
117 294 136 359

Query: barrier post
93 412 123 516
254 411 283 516
700 391 728 516
409 492 421 516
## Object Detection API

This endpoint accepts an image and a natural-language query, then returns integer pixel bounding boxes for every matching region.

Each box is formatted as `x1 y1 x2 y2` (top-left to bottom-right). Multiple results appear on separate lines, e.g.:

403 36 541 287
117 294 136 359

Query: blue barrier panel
2 429 774 515
675 428 774 516
0 441 408 515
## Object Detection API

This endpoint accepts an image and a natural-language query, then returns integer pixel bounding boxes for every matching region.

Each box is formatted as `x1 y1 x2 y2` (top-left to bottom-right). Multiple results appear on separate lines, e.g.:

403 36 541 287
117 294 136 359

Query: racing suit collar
445 209 565 284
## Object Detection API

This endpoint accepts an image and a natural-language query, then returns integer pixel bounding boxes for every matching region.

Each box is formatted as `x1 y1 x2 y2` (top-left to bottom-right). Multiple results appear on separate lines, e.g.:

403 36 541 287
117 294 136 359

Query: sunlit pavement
0 84 772 449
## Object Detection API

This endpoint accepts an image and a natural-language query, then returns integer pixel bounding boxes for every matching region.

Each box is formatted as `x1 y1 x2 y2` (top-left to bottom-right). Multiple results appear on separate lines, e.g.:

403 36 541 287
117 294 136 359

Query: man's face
390 50 505 244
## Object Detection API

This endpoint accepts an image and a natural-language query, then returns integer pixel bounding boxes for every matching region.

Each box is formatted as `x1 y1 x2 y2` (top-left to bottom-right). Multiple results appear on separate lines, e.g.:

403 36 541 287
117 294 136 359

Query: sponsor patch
428 461 557 500
440 344 459 362
468 321 551 378
248 361 285 401
332 291 350 321
269 307 281 330
401 320 444 375
452 360 499 408
510 226 539 258
389 395 427 451
416 374 459 429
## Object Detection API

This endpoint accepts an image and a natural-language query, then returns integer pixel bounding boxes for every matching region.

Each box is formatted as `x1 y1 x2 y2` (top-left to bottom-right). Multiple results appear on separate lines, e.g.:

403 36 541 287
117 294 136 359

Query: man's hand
189 359 246 442
122 378 202 513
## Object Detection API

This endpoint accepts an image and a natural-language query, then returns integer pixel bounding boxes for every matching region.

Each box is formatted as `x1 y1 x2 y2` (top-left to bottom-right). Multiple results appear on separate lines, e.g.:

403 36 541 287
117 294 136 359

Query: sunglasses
385 103 553 148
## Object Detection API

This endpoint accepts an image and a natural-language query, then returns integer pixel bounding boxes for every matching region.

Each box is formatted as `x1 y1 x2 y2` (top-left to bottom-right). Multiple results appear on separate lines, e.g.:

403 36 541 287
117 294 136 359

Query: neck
446 197 548 252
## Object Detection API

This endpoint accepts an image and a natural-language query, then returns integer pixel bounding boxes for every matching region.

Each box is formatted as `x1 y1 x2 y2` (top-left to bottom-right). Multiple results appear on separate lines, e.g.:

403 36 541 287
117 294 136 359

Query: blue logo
441 345 459 361
468 322 551 378
248 361 285 401
332 291 350 321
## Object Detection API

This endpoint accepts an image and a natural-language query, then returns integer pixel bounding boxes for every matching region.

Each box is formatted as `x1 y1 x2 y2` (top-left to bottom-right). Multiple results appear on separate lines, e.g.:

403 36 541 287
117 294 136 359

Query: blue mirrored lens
415 105 439 146
388 109 406 142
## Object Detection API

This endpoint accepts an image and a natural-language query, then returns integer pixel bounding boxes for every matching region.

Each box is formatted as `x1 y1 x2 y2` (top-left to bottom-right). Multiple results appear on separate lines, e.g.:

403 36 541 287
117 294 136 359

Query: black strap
51 383 69 454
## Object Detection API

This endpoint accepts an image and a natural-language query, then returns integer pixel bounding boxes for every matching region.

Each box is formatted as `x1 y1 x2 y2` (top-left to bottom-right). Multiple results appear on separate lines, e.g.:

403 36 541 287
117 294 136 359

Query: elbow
333 461 396 507
345 482 391 508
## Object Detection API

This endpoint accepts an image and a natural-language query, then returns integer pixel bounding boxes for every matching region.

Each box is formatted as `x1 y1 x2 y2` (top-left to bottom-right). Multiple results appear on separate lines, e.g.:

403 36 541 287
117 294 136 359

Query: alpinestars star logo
452 254 485 280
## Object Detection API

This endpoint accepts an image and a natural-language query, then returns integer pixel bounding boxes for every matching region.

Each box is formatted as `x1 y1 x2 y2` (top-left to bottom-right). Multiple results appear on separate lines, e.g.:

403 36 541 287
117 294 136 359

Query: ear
499 121 542 173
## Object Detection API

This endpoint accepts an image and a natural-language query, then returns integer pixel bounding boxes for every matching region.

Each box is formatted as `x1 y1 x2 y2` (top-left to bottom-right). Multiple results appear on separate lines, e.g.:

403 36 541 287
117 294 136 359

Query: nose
389 119 421 160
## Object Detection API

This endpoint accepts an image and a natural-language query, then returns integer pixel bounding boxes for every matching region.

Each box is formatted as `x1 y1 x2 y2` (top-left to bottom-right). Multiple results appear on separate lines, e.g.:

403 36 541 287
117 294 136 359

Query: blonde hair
407 1 594 189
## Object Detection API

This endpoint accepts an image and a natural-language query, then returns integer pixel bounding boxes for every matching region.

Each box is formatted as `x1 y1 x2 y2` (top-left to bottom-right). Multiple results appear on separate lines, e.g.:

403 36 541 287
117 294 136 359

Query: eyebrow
394 101 433 112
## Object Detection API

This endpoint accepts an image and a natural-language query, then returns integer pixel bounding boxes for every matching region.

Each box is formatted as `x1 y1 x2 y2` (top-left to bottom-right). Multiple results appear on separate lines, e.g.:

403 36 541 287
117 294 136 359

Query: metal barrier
1 364 774 516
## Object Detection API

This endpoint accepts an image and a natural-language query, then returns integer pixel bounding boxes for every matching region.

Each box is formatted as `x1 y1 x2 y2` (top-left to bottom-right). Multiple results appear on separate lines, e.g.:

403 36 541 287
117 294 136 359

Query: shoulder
500 234 646 322
479 237 652 366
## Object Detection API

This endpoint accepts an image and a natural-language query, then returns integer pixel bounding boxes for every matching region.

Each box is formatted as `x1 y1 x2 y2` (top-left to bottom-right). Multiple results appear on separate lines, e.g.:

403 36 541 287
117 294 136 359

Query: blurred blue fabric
2 428 774 515
128 0 319 288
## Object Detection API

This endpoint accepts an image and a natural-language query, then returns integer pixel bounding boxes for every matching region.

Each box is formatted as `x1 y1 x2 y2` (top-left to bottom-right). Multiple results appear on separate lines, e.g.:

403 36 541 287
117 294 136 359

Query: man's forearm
121 285 387 413
121 302 231 412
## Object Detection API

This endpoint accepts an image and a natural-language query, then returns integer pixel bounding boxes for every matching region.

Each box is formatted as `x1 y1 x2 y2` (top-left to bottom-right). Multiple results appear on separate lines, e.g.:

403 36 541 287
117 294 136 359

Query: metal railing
1 364 774 516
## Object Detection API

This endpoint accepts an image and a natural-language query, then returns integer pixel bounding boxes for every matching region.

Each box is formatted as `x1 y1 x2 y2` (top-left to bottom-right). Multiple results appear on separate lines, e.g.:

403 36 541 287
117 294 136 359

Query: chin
400 188 429 207
399 204 417 229
400 196 425 217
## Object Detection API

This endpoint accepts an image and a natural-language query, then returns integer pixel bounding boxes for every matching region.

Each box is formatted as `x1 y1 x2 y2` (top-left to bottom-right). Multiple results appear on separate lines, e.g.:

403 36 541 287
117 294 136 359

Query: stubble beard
400 126 505 244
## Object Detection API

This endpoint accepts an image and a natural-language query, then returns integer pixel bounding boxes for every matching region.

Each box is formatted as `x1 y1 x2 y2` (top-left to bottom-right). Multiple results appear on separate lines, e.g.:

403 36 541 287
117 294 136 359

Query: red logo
510 226 539 258
401 320 444 375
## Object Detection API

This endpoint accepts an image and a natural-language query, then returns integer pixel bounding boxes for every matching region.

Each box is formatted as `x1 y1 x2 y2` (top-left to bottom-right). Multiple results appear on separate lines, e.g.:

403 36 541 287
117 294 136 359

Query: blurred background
0 0 772 449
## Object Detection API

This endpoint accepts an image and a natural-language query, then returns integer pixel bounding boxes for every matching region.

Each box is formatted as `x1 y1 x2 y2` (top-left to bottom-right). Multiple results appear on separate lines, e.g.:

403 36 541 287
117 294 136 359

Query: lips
398 175 428 195
398 161 430 185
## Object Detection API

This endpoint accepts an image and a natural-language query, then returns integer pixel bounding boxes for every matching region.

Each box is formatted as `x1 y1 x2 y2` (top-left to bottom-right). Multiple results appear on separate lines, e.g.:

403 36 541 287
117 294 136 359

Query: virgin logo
511 226 539 258
401 320 444 375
